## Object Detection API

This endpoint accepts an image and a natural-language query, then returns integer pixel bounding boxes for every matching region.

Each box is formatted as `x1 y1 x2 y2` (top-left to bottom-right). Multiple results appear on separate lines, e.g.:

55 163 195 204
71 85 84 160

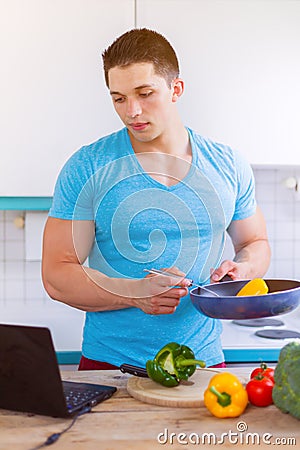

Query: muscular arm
41 217 189 314
211 206 271 281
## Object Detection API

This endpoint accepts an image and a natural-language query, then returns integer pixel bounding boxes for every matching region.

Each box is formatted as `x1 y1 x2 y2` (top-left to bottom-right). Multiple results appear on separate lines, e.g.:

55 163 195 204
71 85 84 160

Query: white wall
0 0 133 196
136 0 300 165
1 0 300 197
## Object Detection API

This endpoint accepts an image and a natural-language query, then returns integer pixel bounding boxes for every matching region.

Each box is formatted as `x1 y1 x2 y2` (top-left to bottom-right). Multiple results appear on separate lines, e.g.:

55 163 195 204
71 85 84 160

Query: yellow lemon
236 278 269 297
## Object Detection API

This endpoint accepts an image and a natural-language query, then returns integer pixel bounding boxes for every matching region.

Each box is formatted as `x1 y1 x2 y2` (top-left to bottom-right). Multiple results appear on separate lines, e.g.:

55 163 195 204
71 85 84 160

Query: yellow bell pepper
204 372 248 418
236 278 268 296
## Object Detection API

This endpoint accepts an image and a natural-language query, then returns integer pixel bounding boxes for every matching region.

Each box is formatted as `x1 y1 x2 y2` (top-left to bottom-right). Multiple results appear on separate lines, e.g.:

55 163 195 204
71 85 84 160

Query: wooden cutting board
126 368 220 407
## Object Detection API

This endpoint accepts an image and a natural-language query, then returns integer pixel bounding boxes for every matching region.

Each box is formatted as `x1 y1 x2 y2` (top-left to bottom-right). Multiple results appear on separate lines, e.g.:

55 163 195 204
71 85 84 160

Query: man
42 29 270 370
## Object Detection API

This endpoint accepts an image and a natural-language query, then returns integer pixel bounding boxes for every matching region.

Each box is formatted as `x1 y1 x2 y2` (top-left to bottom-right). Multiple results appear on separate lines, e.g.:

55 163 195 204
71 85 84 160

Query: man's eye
114 97 125 103
140 91 153 98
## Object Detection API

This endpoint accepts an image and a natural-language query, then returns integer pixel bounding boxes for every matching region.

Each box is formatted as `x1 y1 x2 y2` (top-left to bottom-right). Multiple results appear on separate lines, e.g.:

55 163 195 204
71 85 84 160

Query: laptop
0 324 117 418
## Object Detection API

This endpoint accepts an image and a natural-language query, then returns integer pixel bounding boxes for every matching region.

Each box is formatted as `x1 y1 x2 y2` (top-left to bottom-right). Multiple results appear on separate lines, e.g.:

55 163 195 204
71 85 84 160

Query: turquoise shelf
56 351 82 365
223 348 280 363
55 348 280 366
0 197 52 210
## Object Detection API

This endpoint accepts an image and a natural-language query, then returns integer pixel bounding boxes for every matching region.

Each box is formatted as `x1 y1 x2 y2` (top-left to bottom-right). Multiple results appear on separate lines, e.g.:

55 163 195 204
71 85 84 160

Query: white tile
277 218 295 236
25 279 47 300
0 211 4 221
274 221 295 241
294 260 300 280
25 212 48 261
274 240 294 260
0 282 4 300
274 260 294 279
25 261 42 279
4 210 23 221
5 241 25 261
0 261 4 279
252 168 276 184
265 223 275 241
0 221 4 239
255 184 276 203
4 279 25 300
5 220 25 241
4 261 24 280
295 202 300 221
295 219 300 240
275 169 298 185
274 203 294 222
294 241 300 259
265 259 276 278
0 242 4 261
275 182 295 203
259 203 275 222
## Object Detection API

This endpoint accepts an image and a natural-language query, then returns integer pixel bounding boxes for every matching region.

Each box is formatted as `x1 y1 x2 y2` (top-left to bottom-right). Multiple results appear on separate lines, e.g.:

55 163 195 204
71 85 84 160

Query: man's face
108 62 178 143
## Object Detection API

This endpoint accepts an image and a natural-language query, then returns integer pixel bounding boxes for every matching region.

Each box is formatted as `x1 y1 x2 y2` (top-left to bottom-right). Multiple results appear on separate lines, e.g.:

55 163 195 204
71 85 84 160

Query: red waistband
78 355 226 371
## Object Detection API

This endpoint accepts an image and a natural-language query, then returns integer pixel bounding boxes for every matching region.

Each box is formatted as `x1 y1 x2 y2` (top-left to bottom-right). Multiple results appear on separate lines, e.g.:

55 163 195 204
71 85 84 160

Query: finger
147 295 181 311
160 287 189 298
145 275 189 299
156 305 178 315
151 284 189 299
211 260 236 282
147 304 178 315
154 274 190 289
227 269 240 281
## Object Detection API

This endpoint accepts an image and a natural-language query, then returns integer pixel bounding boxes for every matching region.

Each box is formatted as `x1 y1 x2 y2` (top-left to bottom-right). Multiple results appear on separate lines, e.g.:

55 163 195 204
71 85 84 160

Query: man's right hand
131 267 190 315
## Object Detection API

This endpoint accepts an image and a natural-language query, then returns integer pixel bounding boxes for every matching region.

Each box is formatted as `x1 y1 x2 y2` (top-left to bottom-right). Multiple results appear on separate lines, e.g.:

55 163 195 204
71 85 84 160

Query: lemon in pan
236 278 269 296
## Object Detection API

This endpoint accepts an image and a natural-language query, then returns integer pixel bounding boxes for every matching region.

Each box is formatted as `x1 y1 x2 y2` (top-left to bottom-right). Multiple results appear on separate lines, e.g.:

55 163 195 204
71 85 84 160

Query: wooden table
0 368 299 449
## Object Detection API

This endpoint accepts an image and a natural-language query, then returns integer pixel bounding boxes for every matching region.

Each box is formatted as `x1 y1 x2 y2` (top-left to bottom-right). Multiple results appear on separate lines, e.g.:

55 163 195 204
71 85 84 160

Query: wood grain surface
1 368 299 450
126 368 221 407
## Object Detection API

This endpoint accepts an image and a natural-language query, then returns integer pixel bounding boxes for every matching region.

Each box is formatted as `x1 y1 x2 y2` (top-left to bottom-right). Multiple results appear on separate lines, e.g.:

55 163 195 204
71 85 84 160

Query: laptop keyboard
63 383 109 410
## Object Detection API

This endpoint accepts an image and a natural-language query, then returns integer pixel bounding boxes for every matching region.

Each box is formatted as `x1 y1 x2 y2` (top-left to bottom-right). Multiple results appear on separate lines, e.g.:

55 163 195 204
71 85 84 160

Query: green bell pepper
146 342 206 387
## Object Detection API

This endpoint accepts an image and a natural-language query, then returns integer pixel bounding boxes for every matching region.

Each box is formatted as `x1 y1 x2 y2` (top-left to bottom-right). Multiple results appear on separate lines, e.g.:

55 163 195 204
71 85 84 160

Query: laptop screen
0 324 116 417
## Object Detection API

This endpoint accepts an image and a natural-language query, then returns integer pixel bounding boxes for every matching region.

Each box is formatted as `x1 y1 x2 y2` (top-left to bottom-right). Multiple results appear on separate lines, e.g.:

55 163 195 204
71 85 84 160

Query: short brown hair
102 28 179 88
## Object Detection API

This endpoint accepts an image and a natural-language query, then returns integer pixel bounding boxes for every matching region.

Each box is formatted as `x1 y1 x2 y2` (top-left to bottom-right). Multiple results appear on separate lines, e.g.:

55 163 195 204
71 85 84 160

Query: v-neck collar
123 127 197 191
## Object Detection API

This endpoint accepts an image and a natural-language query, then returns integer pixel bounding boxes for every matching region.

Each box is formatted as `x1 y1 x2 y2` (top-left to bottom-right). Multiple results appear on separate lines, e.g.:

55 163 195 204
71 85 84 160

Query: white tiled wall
0 210 46 303
255 167 300 280
223 168 300 280
0 210 85 350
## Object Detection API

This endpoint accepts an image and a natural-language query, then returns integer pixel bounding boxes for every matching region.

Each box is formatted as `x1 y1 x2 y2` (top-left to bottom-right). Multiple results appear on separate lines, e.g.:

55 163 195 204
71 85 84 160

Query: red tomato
250 364 275 384
246 375 274 407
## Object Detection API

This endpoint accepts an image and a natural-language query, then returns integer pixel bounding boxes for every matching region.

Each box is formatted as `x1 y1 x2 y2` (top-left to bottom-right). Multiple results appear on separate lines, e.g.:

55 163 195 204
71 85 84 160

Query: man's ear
171 78 184 102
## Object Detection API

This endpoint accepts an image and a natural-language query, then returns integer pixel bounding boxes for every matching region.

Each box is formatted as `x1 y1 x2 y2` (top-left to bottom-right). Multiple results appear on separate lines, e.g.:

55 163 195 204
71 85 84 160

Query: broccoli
272 341 300 420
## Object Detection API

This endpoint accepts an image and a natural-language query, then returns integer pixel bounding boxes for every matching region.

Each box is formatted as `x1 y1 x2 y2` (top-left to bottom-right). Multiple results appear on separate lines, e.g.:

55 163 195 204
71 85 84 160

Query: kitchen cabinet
136 0 300 166
0 0 133 196
2 1 299 198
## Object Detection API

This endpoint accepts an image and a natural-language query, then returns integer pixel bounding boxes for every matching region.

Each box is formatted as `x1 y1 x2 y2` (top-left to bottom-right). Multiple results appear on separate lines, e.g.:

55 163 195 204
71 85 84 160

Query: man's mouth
129 122 149 131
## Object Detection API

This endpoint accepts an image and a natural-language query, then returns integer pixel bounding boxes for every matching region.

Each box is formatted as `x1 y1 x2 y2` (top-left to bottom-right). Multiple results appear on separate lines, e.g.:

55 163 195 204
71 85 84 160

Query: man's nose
126 98 142 118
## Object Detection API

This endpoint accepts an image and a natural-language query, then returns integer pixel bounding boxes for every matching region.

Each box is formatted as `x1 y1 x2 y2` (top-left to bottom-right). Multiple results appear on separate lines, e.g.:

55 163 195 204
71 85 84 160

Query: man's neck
128 122 191 160
128 122 193 187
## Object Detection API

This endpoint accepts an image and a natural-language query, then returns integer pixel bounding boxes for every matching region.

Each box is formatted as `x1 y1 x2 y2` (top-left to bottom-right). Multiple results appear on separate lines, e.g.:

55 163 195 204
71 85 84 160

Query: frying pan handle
220 275 233 282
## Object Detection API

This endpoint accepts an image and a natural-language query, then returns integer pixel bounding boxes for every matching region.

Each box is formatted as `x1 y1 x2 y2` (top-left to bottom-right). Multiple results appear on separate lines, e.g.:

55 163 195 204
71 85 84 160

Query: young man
42 29 270 370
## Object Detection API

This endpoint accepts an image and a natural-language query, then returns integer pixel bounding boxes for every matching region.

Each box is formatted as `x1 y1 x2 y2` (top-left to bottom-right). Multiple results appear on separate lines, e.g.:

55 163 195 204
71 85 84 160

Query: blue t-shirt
49 127 256 367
